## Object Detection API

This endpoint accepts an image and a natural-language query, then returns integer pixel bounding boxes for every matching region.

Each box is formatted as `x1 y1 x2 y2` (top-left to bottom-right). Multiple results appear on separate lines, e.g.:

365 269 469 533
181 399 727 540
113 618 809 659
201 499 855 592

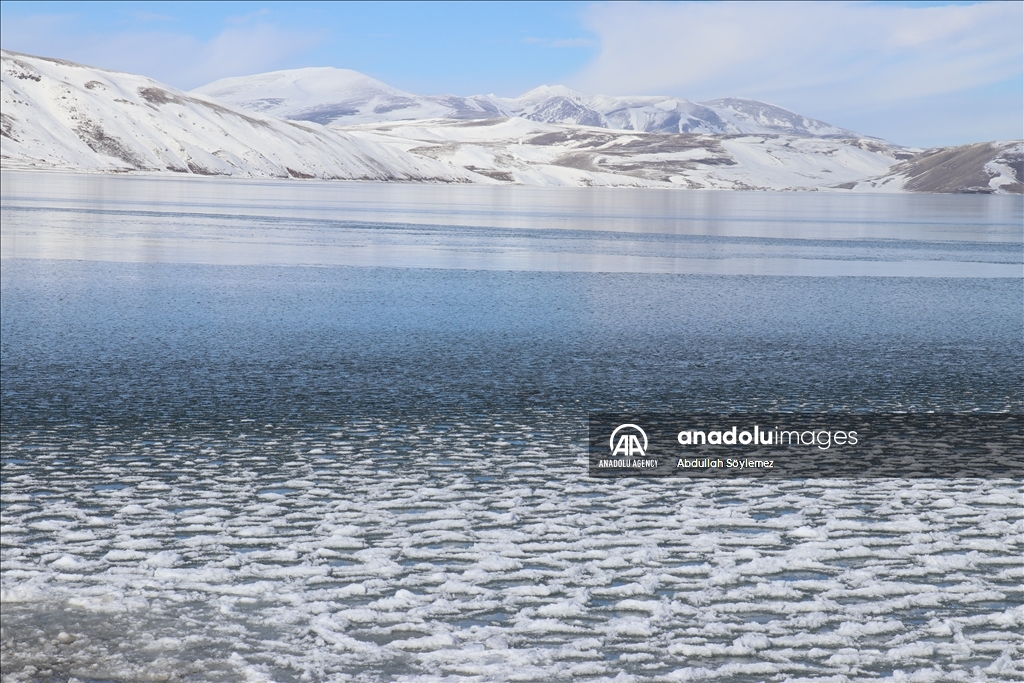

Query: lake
2 171 1022 682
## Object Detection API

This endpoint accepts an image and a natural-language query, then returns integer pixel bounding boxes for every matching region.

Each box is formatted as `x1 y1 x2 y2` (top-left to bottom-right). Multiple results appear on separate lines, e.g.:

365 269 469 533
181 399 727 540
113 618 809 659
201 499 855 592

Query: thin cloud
522 37 596 48
0 13 322 89
549 38 596 49
129 12 178 23
571 1 1023 108
225 8 273 26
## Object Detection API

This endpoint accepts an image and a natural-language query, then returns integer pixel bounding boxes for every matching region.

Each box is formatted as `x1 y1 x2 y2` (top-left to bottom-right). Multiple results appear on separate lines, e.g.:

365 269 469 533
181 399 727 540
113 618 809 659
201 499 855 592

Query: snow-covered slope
841 141 1024 194
701 98 856 137
342 117 908 191
0 51 467 181
195 68 860 137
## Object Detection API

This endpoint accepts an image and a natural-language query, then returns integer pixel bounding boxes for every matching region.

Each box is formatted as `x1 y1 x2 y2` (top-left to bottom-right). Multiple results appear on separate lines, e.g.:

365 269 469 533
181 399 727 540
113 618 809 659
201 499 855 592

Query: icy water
1 172 1022 682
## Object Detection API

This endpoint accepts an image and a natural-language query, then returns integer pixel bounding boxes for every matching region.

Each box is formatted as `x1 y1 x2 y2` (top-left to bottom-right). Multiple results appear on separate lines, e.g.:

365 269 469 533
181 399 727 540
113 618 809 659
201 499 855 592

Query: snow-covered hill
0 51 467 181
840 141 1024 194
341 117 908 191
190 67 508 126
195 68 859 137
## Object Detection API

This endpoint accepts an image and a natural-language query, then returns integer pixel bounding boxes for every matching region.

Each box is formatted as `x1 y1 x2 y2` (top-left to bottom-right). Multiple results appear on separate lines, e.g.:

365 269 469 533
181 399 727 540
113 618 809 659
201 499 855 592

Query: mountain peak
193 67 408 115
514 85 590 103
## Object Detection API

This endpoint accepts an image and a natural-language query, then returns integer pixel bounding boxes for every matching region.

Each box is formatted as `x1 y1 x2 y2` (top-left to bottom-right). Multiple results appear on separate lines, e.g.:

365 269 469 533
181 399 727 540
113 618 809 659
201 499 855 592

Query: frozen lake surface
1 172 1022 682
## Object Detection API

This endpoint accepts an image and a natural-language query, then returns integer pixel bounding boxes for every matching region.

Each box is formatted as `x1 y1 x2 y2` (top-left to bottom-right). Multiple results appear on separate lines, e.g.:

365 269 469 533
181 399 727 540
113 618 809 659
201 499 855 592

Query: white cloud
0 13 322 89
571 1 1023 110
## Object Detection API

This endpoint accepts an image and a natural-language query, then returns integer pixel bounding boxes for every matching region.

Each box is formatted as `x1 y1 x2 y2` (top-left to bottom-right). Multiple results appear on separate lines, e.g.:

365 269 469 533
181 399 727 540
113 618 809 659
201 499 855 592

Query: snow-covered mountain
4 52 1020 193
195 68 860 137
0 50 467 181
190 67 915 190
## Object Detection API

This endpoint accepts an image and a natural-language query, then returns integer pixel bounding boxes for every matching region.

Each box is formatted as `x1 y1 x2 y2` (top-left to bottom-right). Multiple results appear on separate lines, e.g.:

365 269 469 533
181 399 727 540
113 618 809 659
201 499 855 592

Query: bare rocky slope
841 141 1023 194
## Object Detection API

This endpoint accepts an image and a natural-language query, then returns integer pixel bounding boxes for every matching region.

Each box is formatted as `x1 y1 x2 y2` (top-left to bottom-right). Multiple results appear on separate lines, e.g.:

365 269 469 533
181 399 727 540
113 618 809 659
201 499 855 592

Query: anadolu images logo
610 424 648 457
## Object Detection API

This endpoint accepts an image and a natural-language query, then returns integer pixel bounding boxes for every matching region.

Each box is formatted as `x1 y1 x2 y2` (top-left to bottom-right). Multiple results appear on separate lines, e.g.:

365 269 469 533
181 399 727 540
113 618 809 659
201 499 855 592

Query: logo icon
610 424 648 457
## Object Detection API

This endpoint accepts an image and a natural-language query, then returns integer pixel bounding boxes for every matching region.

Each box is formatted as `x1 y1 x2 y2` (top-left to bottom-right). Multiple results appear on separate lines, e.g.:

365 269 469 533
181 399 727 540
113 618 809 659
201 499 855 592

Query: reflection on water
2 171 1021 276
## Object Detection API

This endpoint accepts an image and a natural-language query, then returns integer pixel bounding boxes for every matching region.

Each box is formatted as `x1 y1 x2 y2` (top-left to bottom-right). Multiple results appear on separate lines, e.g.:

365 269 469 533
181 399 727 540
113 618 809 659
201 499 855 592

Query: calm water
1 172 1022 682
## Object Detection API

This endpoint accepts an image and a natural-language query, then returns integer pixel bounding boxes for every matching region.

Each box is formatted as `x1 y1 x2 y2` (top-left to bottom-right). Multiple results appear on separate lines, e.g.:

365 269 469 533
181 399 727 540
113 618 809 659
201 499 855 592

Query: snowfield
339 118 905 191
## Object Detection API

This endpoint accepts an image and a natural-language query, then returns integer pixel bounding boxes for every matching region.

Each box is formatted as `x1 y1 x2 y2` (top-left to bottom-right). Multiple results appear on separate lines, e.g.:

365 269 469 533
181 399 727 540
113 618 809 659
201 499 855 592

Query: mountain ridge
194 67 862 138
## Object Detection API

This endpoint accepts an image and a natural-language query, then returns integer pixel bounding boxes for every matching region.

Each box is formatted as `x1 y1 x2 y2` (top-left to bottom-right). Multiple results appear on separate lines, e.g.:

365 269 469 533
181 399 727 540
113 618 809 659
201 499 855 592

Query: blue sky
1 1 1020 147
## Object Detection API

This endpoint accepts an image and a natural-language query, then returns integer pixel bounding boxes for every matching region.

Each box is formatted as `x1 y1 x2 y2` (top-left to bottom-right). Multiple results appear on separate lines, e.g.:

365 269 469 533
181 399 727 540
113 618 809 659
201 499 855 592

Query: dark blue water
3 260 1021 430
